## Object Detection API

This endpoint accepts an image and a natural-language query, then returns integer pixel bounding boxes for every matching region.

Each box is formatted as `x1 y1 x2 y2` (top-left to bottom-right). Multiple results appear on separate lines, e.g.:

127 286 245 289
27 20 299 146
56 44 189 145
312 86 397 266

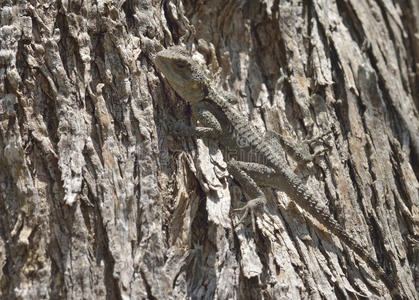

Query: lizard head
155 46 207 103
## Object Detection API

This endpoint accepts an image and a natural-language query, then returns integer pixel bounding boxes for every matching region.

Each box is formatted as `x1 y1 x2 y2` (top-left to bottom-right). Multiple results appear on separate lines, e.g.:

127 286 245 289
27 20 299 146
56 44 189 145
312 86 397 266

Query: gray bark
0 0 418 299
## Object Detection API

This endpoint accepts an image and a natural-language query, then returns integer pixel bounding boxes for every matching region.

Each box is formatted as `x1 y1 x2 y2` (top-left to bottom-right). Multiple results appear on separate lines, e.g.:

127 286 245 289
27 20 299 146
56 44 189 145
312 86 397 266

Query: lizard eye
176 62 187 69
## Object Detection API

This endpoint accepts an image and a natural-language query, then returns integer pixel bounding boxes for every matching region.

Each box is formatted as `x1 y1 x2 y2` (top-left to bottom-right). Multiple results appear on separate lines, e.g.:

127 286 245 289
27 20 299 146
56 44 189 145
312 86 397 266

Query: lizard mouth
154 55 168 75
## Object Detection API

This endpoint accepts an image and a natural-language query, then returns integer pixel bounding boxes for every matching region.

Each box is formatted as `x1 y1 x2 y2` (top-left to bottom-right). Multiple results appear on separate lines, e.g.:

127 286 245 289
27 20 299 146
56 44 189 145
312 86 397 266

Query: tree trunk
1 0 418 299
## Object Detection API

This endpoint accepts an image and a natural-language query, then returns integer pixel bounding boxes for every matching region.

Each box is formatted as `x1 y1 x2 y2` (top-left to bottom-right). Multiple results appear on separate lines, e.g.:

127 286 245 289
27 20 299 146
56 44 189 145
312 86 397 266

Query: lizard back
206 84 396 294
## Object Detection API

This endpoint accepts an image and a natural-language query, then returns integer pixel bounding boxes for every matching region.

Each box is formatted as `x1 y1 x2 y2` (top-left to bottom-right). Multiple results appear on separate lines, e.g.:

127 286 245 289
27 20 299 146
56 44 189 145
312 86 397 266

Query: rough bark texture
0 0 418 299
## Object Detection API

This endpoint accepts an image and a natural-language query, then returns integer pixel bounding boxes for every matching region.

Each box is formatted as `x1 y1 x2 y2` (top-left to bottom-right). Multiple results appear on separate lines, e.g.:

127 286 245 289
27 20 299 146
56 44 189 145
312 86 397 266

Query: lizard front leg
167 102 222 139
168 121 220 138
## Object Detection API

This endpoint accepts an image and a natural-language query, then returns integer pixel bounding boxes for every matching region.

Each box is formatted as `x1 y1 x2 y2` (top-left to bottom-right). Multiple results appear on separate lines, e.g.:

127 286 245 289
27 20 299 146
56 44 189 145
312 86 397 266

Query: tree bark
0 0 418 299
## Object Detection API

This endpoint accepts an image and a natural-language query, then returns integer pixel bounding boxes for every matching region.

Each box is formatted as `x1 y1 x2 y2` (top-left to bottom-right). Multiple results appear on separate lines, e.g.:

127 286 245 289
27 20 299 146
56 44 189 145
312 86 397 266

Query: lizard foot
230 196 265 232
165 116 193 136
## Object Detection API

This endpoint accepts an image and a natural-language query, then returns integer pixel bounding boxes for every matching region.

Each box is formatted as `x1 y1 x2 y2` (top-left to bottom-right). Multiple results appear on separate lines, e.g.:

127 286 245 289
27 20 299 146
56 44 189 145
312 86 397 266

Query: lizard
154 45 403 299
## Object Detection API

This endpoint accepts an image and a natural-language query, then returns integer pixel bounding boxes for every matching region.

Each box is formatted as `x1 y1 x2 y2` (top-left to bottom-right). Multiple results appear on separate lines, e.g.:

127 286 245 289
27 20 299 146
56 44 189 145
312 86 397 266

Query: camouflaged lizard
154 46 401 298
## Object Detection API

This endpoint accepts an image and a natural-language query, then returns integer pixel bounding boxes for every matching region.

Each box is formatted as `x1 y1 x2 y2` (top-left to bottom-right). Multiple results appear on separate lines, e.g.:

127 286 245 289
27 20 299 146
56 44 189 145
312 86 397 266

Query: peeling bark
0 0 418 299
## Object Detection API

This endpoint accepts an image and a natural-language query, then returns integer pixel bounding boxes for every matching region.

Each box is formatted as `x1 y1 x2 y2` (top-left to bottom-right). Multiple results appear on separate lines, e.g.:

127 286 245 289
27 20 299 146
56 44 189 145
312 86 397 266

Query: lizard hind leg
227 159 267 231
265 130 332 164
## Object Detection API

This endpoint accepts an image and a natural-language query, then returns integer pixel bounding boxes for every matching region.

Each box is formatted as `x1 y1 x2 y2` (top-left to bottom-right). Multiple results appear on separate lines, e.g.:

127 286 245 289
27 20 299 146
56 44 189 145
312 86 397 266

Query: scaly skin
154 46 402 299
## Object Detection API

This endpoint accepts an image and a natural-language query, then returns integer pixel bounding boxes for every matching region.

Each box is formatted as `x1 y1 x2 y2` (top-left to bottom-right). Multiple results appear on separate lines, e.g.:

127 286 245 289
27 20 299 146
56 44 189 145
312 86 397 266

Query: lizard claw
166 116 178 127
230 197 265 231
166 117 184 135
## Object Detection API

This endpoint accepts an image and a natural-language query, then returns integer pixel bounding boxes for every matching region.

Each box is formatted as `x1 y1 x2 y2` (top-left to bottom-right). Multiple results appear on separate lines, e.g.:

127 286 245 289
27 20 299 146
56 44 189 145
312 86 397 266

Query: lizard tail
287 176 404 298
